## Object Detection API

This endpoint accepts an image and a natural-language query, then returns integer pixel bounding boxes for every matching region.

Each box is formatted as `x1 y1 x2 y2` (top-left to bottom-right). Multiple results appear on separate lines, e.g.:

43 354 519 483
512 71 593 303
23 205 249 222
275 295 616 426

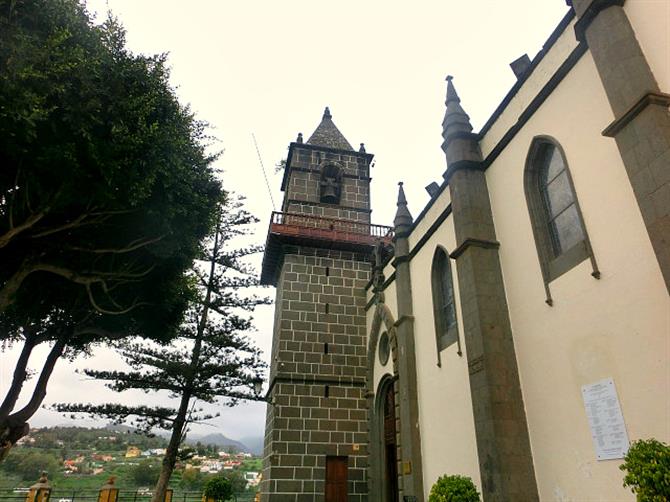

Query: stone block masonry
260 246 371 502
283 147 372 224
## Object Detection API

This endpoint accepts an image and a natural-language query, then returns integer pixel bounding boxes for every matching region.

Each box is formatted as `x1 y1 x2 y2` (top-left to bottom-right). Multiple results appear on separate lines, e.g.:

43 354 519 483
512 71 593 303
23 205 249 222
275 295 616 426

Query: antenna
252 133 276 211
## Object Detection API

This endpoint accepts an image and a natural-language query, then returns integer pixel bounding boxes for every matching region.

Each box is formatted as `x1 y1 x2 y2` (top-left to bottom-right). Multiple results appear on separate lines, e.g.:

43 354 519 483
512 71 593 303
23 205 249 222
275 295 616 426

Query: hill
238 436 264 456
186 433 251 453
103 424 260 454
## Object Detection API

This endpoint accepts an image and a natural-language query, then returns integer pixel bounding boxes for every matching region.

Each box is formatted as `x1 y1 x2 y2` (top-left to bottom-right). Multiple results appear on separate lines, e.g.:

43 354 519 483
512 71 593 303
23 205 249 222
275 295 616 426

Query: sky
0 0 570 444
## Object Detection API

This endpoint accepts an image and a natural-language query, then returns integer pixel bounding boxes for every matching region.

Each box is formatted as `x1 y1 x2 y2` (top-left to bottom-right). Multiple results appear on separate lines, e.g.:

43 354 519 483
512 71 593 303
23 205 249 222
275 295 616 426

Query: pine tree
54 196 268 502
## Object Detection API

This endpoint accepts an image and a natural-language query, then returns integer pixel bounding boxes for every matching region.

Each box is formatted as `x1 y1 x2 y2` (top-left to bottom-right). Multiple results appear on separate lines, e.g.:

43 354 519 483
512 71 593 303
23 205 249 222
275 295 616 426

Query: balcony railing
269 211 393 246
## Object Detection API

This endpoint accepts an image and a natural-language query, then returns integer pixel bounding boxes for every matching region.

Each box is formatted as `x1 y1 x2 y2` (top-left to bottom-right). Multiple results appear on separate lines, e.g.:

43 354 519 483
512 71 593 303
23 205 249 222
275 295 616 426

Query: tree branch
8 338 66 424
0 336 36 420
72 327 129 340
0 210 47 248
0 260 153 314
86 284 147 315
29 212 91 239
0 260 38 312
67 235 165 254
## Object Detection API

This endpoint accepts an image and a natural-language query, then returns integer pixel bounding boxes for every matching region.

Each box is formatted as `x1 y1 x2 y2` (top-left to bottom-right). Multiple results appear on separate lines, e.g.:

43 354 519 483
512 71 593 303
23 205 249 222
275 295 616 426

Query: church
258 1 669 500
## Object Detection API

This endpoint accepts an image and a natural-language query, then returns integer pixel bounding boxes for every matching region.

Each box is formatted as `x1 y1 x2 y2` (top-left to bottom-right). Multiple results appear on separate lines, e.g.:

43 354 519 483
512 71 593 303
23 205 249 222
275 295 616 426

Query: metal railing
270 211 393 243
0 491 254 502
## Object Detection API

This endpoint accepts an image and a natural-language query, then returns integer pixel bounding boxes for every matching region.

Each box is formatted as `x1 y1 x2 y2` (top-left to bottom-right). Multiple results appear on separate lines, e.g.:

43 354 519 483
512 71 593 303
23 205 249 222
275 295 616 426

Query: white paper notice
581 378 630 460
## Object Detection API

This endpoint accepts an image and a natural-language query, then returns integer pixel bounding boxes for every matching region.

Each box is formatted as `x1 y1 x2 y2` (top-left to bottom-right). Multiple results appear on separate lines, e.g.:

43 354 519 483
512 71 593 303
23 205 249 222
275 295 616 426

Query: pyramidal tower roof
306 107 354 151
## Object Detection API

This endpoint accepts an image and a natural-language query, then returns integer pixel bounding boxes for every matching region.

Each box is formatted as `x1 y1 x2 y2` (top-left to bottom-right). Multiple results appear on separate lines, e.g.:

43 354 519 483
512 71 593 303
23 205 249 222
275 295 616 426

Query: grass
240 460 261 472
0 456 262 493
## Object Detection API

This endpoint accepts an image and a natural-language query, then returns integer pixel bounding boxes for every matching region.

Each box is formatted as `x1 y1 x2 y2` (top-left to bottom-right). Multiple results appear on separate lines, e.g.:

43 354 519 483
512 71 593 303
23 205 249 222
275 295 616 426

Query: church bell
321 181 338 203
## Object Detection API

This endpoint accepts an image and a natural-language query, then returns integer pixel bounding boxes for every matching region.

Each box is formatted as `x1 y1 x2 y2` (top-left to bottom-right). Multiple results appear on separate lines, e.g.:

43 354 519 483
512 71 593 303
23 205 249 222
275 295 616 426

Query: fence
0 491 254 502
270 211 394 244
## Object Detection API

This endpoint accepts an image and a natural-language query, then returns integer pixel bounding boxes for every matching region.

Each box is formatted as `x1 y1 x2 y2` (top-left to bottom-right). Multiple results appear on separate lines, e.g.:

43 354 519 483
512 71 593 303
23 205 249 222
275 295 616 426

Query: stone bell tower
259 108 392 501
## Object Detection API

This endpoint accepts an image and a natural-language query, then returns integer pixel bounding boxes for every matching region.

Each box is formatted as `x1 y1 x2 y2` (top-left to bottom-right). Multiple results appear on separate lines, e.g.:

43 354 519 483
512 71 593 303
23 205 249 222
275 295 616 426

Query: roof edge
477 8 575 139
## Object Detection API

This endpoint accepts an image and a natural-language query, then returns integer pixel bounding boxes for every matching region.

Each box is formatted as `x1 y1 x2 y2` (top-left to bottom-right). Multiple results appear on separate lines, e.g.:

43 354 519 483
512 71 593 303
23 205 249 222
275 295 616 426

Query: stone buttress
442 77 540 501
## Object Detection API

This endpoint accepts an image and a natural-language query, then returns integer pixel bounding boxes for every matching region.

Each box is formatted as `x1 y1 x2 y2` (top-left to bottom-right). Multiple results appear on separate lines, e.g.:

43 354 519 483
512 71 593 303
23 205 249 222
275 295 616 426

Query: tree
54 197 268 502
0 0 221 458
620 439 670 501
221 470 248 494
203 476 233 502
0 448 60 481
131 460 162 487
180 468 207 491
428 475 481 502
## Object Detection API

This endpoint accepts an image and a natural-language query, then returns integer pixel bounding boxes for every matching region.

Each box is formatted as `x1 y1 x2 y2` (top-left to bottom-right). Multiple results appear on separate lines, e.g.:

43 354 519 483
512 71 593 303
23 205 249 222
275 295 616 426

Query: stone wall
282 146 371 224
260 246 371 502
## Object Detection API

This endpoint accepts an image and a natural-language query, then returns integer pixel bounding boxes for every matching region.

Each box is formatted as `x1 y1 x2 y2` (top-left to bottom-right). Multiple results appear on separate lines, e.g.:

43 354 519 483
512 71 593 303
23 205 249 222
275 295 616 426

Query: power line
252 133 276 211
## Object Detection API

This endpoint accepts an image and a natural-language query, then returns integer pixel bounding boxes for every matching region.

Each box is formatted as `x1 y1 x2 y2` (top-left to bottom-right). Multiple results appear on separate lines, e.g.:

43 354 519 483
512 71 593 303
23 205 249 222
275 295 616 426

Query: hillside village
1 427 261 492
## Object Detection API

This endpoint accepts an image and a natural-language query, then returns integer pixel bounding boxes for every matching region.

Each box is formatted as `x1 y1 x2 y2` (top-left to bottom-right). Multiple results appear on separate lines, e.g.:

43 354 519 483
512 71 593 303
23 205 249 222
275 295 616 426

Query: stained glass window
432 249 458 351
537 143 585 256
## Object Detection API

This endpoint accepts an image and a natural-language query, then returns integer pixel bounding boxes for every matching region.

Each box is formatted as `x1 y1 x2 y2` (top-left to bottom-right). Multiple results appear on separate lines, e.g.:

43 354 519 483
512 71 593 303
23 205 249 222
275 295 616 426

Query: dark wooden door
383 385 399 502
325 456 348 502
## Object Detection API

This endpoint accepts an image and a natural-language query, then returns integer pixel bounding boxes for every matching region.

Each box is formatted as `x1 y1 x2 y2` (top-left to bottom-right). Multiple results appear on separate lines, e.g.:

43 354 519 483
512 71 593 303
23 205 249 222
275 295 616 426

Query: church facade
259 1 670 501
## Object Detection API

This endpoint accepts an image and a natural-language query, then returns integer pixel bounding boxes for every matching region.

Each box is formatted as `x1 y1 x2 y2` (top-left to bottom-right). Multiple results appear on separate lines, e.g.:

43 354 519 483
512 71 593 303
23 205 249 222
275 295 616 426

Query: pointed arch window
431 248 460 362
524 137 599 305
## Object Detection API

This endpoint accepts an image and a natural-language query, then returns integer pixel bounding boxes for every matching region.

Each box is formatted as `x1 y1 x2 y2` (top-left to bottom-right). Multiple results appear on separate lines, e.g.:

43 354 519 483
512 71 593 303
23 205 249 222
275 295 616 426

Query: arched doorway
367 304 400 502
382 381 399 502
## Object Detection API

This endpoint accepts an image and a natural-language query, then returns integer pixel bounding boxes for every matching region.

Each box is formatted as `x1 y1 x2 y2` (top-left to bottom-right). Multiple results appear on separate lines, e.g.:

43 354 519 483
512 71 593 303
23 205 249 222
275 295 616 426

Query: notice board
581 377 630 460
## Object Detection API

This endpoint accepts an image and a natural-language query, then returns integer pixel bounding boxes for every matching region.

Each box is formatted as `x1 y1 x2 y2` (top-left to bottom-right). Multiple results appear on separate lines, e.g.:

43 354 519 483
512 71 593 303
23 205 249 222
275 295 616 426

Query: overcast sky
1 0 569 443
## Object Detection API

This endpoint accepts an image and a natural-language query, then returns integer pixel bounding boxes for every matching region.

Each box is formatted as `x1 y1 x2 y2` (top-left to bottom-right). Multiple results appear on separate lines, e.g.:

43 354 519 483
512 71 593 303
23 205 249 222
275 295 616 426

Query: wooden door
325 456 348 502
383 385 399 502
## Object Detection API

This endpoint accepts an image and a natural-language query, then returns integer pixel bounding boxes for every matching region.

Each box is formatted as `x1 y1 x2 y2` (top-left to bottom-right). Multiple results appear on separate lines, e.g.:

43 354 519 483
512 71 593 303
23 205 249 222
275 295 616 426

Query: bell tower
259 108 392 501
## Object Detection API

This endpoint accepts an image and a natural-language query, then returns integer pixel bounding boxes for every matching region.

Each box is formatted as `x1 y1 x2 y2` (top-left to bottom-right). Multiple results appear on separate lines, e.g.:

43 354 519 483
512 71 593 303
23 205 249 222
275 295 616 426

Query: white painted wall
484 49 669 501
366 8 669 499
409 185 451 251
366 204 482 495
383 280 398 324
407 215 482 495
626 0 670 91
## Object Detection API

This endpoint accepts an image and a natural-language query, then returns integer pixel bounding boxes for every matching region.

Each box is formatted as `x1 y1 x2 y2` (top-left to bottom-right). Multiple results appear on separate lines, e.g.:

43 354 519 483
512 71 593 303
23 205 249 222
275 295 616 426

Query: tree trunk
151 399 188 502
0 423 29 463
0 338 65 463
151 215 221 502
0 336 36 419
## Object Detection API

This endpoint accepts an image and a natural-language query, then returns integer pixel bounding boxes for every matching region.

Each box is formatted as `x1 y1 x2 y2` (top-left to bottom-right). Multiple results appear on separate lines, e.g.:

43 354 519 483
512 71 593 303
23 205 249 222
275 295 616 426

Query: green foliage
0 0 221 338
53 197 267 433
241 458 262 472
428 475 481 502
220 470 247 494
52 197 267 501
179 468 208 491
27 426 168 451
0 0 221 458
194 442 218 456
620 439 670 501
203 476 232 502
130 460 161 486
0 448 60 481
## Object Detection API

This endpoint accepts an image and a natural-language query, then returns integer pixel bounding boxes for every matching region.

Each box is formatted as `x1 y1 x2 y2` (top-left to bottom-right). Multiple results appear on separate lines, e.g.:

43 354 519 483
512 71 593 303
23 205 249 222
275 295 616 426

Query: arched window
524 137 599 304
431 248 459 359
